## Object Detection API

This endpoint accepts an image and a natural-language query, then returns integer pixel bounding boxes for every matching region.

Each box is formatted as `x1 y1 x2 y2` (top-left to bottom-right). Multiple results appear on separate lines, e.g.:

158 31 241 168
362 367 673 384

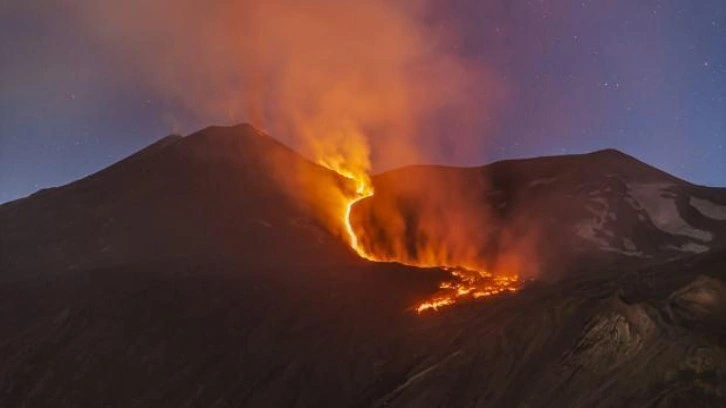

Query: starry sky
1 0 724 203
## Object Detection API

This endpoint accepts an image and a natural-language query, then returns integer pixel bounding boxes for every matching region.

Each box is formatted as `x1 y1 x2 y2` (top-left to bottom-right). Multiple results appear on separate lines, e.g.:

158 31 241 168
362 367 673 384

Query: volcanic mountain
1 124 725 407
353 147 726 280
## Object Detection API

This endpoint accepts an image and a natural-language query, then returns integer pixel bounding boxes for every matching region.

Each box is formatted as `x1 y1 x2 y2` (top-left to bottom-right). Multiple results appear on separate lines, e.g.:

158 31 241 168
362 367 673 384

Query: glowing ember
416 297 455 313
416 271 519 313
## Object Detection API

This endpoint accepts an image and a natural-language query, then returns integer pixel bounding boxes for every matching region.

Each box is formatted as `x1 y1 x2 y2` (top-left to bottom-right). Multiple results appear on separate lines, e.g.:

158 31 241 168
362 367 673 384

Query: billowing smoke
72 0 534 287
75 0 499 172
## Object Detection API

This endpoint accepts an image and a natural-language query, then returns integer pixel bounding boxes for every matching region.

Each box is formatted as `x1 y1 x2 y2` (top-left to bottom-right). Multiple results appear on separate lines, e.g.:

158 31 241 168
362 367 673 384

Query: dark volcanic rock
353 149 726 280
0 124 359 277
1 124 725 407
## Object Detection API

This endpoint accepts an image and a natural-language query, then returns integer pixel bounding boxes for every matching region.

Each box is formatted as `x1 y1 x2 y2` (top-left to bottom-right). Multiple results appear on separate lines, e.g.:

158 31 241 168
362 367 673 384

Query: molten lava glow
315 154 375 259
416 271 520 313
343 186 375 261
318 159 521 313
80 0 511 309
416 297 454 313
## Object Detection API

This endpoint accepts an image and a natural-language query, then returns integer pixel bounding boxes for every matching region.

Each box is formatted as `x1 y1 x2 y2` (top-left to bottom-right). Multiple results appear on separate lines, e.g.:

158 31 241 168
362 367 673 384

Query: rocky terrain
1 124 724 407
355 148 726 280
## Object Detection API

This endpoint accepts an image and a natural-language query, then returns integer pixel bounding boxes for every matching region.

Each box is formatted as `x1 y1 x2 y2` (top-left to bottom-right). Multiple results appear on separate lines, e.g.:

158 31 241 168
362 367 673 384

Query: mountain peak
174 123 303 165
581 147 686 184
188 123 267 143
588 148 630 158
2 125 726 407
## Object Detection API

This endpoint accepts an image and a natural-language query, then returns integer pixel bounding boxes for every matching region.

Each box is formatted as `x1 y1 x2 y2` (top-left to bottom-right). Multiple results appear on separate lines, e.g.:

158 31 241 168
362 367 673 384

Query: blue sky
1 0 724 203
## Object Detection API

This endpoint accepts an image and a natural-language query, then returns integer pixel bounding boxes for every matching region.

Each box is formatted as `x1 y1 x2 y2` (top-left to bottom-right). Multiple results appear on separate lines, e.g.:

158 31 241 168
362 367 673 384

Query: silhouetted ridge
356 146 726 281
0 124 360 275
1 124 726 407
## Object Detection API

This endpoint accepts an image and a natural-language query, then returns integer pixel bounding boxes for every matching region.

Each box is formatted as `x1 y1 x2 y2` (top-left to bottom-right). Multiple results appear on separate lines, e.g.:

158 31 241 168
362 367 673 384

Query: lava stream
343 184 375 261
327 168 520 313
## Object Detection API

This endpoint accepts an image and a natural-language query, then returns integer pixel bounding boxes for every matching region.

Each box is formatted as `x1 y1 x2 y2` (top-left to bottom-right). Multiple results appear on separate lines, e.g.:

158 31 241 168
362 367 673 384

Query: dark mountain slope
1 244 723 407
0 124 360 278
1 124 725 407
353 149 726 280
372 248 726 407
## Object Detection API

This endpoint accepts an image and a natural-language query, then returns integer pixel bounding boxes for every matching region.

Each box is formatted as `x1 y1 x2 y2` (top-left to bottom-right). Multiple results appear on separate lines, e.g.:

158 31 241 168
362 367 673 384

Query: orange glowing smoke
78 0 517 311
318 158 520 313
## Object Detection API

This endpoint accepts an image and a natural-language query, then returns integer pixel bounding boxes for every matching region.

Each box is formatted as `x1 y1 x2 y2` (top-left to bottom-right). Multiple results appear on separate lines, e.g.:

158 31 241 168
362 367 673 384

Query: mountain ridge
1 124 725 407
3 124 726 280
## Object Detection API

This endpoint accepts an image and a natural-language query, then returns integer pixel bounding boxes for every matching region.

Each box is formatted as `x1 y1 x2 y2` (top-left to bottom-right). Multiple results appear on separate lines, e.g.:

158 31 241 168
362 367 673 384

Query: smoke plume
72 0 531 288
76 0 500 172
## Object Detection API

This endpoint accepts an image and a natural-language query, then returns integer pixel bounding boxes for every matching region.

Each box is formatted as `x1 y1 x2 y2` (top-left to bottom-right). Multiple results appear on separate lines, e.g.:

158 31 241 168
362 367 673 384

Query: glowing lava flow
343 181 375 261
322 163 520 314
415 272 519 313
340 180 520 314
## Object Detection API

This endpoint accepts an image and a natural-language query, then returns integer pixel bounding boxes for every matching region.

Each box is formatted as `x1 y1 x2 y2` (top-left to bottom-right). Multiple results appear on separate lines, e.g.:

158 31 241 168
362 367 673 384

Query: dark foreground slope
376 249 726 407
1 250 724 407
1 124 725 407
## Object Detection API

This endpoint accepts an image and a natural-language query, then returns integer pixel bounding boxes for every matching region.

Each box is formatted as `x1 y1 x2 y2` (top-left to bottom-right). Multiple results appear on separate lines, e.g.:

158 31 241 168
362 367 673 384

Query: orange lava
342 182 375 261
320 162 520 313
416 271 519 313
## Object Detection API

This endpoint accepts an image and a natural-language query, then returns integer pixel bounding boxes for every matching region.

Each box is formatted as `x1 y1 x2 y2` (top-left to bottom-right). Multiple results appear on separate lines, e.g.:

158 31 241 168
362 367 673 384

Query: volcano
1 124 725 407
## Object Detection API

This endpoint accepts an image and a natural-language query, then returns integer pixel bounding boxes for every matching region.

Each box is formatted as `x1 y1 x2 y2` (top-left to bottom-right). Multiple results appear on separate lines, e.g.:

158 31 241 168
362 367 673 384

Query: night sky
1 0 724 204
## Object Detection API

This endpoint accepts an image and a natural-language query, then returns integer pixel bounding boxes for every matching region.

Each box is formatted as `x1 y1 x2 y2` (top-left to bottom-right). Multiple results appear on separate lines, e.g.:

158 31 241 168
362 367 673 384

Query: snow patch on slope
667 242 711 253
690 197 726 221
574 191 645 257
574 197 610 247
574 220 610 248
627 183 713 242
529 177 558 187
